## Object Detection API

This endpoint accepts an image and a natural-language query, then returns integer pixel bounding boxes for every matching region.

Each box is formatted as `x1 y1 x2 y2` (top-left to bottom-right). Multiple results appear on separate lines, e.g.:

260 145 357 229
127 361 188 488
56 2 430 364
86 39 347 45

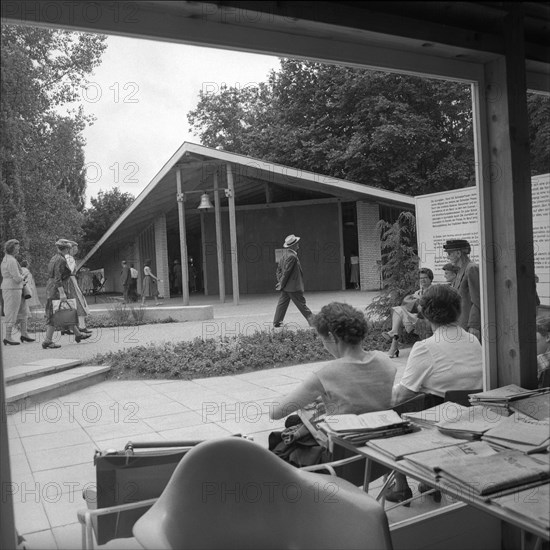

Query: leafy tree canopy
0 24 106 281
189 60 550 195
527 93 550 175
80 188 135 257
188 60 476 196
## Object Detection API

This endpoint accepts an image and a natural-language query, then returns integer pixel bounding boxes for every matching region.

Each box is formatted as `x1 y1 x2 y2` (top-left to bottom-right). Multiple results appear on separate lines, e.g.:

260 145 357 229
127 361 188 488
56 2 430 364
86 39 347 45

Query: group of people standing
120 259 163 306
1 238 92 349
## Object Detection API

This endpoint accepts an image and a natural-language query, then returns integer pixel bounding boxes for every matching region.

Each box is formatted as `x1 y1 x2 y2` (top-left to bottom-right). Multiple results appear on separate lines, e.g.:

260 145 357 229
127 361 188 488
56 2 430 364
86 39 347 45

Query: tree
0 25 106 279
188 60 476 196
527 93 550 175
81 188 135 256
365 211 419 322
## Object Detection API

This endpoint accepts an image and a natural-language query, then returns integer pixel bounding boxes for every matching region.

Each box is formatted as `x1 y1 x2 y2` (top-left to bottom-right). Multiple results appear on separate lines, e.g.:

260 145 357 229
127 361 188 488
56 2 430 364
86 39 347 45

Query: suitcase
83 439 202 545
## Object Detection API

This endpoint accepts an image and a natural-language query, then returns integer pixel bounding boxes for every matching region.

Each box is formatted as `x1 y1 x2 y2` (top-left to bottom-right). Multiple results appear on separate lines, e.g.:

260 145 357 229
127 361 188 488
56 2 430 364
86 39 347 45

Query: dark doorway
341 202 359 289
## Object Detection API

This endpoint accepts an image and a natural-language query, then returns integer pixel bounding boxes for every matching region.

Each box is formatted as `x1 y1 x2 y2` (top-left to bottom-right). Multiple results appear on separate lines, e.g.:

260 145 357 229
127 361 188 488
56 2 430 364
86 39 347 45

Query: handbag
51 298 78 328
22 284 32 300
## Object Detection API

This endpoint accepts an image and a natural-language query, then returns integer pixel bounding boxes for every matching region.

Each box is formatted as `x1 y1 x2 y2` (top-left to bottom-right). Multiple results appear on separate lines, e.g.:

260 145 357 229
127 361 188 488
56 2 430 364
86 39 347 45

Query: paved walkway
3 290 443 549
2 290 377 369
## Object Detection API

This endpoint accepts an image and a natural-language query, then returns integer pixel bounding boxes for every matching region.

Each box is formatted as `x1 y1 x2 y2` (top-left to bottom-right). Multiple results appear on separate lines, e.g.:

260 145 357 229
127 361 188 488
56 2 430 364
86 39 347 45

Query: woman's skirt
67 275 90 316
1 287 28 324
142 275 158 298
350 264 359 284
392 305 419 333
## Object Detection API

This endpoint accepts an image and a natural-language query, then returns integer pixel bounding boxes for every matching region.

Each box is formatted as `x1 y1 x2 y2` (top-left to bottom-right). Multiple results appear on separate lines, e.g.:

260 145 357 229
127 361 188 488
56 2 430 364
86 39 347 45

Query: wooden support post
482 7 537 389
176 167 190 306
213 171 225 303
200 210 208 295
337 200 346 290
226 163 240 305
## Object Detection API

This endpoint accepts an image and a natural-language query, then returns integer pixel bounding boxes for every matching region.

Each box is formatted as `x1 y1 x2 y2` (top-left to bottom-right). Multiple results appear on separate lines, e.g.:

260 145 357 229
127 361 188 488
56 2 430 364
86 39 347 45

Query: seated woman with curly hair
270 302 397 420
386 283 483 504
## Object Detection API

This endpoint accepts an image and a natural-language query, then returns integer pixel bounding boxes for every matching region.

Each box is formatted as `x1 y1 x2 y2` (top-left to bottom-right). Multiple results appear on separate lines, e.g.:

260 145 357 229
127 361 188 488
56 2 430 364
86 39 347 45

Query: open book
322 409 405 433
436 450 549 496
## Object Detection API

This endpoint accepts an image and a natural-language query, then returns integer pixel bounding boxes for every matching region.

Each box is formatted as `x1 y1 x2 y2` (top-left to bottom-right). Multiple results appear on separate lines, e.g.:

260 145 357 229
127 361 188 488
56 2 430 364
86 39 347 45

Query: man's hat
55 238 72 247
283 234 300 248
443 239 471 253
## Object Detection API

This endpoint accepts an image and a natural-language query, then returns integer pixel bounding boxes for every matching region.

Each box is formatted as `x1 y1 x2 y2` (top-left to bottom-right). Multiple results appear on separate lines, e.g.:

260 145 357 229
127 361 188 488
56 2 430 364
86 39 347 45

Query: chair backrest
392 394 426 415
444 389 483 407
132 438 393 550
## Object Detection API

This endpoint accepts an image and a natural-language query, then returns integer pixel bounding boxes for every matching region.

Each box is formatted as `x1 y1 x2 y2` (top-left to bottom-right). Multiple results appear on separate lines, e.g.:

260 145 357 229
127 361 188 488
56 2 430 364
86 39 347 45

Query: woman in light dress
141 259 163 306
63 241 92 335
20 259 41 310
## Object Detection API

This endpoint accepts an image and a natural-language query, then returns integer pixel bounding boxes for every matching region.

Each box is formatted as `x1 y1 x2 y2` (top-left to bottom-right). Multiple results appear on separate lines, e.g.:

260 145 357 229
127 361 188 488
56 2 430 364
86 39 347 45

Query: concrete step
6 365 111 412
4 358 83 385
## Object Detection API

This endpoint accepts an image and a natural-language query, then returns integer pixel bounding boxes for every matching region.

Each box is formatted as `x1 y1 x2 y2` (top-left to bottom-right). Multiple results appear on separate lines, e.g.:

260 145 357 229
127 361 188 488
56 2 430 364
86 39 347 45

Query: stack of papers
401 401 470 428
469 385 545 415
509 391 550 421
436 405 509 440
482 413 550 452
436 450 549 496
366 429 466 460
403 441 498 482
319 409 413 445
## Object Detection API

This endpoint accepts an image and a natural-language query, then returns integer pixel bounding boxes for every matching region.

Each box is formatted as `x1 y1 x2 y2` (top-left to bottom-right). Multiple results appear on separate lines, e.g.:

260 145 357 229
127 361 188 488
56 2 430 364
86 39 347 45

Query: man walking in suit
273 234 313 328
120 260 131 303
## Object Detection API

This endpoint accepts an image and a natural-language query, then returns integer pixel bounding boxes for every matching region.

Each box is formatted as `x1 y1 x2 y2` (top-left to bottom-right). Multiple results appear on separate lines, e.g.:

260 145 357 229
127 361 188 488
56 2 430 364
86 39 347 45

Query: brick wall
356 201 382 290
154 215 170 298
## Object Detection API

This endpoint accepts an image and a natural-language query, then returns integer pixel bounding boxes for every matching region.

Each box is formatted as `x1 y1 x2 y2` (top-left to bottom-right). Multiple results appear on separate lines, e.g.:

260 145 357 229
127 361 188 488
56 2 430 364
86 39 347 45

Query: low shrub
27 308 175 333
89 326 390 381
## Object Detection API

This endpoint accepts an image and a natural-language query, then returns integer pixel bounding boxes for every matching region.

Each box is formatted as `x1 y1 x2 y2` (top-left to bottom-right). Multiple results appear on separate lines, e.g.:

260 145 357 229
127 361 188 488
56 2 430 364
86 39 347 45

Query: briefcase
84 440 202 545
51 298 78 328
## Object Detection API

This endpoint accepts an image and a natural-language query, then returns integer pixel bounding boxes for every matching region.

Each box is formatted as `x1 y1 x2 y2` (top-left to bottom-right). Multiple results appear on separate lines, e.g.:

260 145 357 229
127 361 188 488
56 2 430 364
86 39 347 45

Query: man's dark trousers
273 291 312 326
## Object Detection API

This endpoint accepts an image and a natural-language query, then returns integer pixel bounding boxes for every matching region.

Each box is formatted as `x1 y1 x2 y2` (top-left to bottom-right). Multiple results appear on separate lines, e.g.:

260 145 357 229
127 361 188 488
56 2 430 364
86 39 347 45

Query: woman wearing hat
443 239 481 340
42 239 91 349
62 240 92 335
1 239 35 345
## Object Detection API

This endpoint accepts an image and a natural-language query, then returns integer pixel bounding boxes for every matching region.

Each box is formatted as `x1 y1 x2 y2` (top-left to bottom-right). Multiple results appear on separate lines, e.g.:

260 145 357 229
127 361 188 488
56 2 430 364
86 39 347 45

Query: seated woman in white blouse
387 283 483 504
270 302 397 421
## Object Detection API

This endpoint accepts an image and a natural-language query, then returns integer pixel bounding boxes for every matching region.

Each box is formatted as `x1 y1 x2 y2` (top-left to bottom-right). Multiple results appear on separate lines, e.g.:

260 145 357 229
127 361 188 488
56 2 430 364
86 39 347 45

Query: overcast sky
80 35 280 205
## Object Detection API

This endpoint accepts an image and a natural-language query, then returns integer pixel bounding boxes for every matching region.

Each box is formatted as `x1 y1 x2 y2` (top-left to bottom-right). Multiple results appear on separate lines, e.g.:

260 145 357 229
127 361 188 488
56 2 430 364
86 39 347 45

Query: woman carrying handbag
42 239 91 349
60 240 92 335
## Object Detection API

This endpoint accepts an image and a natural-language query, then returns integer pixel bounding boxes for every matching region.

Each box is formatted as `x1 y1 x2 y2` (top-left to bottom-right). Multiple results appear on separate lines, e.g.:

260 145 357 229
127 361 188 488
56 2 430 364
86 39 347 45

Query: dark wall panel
204 202 342 294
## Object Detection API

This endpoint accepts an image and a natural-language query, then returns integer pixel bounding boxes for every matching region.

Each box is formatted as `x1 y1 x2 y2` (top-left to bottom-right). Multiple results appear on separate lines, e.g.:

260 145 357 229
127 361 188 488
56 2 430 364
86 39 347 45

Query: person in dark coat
120 260 131 303
443 239 481 341
42 239 91 349
273 234 312 328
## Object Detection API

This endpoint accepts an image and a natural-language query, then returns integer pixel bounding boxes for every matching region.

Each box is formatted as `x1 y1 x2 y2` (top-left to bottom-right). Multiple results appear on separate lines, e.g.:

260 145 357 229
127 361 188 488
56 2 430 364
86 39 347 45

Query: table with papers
324 399 550 542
